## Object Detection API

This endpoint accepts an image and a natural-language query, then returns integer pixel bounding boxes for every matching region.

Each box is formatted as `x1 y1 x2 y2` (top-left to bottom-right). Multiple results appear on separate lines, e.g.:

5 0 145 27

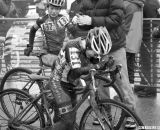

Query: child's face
85 48 99 59
48 4 61 17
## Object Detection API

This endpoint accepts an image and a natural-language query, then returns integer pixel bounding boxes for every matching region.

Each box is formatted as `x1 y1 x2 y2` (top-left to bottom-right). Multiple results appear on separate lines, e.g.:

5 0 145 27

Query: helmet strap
97 55 101 62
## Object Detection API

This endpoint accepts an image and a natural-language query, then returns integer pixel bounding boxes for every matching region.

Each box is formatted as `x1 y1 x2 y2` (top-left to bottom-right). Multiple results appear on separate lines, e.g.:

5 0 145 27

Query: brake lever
116 64 122 79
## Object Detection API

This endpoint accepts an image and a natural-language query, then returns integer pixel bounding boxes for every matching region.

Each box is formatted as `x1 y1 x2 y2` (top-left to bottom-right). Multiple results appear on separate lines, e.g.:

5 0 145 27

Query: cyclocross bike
0 52 125 102
0 65 144 130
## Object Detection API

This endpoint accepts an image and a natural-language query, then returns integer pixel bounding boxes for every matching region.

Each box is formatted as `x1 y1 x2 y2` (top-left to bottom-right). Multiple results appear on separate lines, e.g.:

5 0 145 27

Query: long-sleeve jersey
50 38 99 108
30 14 71 55
52 37 91 83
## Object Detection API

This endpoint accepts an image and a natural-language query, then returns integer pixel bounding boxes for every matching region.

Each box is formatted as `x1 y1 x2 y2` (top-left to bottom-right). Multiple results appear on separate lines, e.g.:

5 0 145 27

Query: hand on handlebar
88 64 122 88
95 60 107 70
93 56 114 70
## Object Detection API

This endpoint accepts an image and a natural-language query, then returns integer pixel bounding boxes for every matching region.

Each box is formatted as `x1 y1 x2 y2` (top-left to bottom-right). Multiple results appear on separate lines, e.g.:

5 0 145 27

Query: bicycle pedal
16 95 28 101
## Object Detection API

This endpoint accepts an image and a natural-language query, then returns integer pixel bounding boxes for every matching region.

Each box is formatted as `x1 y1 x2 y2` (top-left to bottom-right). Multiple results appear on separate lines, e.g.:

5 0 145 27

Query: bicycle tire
0 67 45 124
0 88 45 129
95 75 124 102
0 67 32 91
79 99 144 130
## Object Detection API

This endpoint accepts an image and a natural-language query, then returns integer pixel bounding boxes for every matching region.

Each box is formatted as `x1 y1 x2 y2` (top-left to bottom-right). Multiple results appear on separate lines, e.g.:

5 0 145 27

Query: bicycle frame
17 53 52 92
30 52 52 76
12 67 120 130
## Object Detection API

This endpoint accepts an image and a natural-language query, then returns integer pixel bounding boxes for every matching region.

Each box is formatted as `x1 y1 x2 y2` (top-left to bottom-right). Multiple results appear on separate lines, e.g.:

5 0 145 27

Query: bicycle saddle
28 74 49 80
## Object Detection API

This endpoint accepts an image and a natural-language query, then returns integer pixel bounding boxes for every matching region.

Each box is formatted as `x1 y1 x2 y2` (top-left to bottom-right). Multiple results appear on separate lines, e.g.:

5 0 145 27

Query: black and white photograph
0 0 160 130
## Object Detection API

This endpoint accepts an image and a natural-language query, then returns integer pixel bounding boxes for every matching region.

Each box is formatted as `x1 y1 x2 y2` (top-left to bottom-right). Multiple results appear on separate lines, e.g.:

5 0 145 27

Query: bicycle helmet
86 27 112 55
48 0 65 7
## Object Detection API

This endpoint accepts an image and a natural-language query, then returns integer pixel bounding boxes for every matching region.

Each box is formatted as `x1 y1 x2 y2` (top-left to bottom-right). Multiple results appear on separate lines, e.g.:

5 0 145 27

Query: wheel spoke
80 100 144 130
0 89 45 129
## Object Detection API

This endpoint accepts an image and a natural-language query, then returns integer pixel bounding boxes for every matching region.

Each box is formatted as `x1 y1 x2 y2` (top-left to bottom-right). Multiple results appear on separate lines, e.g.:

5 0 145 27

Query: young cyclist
24 0 72 67
48 26 112 130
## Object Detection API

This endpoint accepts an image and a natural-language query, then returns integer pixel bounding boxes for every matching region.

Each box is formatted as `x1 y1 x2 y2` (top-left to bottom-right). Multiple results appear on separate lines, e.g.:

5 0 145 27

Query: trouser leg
126 52 135 84
99 47 135 110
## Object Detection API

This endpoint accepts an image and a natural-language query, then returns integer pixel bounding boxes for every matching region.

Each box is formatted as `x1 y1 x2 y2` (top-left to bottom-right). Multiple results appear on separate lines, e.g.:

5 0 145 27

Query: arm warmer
68 65 94 82
29 26 37 46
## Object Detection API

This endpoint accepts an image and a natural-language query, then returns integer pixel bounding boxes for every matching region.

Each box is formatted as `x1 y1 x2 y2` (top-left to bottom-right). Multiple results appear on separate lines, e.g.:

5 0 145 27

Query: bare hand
77 15 92 25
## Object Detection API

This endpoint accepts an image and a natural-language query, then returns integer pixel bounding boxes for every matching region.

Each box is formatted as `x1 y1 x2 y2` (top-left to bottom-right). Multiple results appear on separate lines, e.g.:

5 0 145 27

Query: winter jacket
123 0 145 53
76 0 126 52
69 0 82 18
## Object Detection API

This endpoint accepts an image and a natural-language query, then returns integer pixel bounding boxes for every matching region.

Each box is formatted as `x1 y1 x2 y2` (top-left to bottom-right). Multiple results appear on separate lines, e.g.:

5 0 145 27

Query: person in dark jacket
123 0 144 94
69 0 82 18
137 0 160 97
68 0 83 39
72 0 136 127
143 0 160 18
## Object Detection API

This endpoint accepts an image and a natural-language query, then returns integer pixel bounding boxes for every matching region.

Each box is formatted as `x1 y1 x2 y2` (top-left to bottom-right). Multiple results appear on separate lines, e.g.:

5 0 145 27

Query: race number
69 47 81 69
57 15 69 28
43 21 56 31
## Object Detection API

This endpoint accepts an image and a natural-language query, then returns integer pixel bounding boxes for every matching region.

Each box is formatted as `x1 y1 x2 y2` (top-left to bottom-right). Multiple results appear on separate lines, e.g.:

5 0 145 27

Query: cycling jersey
50 37 92 108
32 14 70 54
54 37 93 83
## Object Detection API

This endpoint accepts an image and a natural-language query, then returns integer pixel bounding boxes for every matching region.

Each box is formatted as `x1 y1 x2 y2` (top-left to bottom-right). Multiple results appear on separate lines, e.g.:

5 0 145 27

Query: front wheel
0 67 32 91
0 67 43 124
0 88 45 129
79 99 144 130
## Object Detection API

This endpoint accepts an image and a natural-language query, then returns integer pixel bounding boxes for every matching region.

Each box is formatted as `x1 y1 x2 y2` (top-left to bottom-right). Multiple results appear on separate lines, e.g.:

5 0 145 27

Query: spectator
123 0 144 91
143 0 160 18
34 0 48 17
137 0 160 97
72 0 136 128
0 1 18 73
69 0 82 18
68 0 88 39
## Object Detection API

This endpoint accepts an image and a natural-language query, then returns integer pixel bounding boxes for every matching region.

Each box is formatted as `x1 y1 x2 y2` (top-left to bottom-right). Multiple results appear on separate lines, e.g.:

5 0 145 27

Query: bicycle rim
79 99 144 130
0 67 45 124
0 67 32 91
0 89 45 129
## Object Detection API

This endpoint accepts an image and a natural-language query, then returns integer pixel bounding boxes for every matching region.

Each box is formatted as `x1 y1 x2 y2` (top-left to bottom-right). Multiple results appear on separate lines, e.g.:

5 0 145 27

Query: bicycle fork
90 69 115 130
